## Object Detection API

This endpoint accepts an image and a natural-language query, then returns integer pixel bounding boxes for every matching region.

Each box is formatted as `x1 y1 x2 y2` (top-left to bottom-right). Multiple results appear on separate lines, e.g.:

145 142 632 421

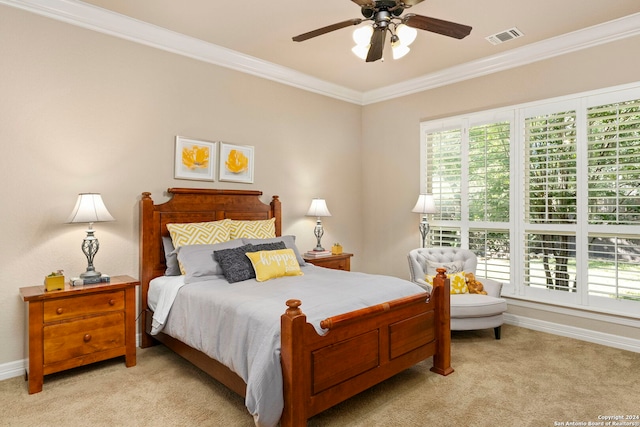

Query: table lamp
306 198 331 251
67 193 115 279
412 194 437 248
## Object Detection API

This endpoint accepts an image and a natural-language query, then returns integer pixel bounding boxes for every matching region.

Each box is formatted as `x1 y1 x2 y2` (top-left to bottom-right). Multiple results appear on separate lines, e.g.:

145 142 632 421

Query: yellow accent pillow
167 220 231 273
228 218 276 239
425 271 469 294
245 248 303 282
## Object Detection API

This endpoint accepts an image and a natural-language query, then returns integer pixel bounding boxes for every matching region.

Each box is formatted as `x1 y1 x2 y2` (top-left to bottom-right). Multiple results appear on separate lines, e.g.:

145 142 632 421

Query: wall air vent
485 27 524 45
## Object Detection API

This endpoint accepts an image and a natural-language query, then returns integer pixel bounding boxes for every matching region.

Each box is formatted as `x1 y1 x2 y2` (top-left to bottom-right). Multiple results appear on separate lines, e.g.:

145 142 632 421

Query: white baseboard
504 313 640 353
0 359 25 382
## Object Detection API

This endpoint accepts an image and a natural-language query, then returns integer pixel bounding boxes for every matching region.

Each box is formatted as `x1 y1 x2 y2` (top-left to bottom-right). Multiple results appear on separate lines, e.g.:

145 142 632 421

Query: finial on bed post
142 192 151 200
430 267 454 376
284 299 302 317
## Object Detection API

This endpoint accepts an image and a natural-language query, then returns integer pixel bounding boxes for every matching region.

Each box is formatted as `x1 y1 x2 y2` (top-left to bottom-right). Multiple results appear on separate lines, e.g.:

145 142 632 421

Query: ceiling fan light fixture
396 24 417 46
351 44 370 60
353 25 374 46
392 43 410 60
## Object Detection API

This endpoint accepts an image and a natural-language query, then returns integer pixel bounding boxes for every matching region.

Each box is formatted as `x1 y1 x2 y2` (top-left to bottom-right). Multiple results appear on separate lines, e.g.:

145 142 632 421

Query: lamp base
80 270 102 279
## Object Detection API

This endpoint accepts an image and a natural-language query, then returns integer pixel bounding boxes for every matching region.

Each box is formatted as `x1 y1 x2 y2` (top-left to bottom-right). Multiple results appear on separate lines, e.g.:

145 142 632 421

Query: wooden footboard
280 270 452 426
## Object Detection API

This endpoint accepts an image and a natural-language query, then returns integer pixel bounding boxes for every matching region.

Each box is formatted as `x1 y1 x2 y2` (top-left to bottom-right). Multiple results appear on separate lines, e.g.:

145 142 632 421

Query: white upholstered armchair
408 247 508 339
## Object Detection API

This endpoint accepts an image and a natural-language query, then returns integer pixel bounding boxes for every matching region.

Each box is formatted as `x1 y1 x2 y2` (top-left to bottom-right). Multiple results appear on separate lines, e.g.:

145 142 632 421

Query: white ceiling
6 0 640 103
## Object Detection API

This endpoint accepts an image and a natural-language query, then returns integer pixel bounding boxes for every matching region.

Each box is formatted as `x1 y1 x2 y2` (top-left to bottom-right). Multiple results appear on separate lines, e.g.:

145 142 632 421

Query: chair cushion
451 294 507 318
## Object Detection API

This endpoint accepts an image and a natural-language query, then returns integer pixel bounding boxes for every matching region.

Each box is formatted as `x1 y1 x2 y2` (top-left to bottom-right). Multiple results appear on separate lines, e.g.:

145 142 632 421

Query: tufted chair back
408 247 478 283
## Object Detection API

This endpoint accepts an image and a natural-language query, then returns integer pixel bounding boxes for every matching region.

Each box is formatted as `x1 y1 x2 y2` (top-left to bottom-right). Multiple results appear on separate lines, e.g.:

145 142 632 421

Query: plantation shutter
524 110 578 224
587 99 640 225
426 128 462 221
468 122 511 222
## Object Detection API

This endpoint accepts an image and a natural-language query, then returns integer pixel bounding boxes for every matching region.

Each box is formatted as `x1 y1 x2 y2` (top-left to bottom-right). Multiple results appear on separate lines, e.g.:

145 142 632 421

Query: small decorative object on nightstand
19 275 139 394
304 252 353 271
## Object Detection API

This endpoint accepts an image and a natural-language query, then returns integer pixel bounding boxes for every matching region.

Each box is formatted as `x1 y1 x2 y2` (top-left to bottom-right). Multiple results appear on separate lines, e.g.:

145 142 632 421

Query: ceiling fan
292 0 472 62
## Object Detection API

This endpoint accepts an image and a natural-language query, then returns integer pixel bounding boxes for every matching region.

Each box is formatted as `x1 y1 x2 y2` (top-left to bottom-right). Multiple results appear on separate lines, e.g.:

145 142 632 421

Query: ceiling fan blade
404 14 472 39
292 19 363 42
351 0 375 6
401 0 425 6
366 28 386 62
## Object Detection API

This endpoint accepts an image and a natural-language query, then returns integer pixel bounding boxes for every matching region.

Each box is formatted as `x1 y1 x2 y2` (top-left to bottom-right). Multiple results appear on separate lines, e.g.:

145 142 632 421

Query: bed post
280 299 308 427
271 195 282 237
139 192 156 349
430 268 454 376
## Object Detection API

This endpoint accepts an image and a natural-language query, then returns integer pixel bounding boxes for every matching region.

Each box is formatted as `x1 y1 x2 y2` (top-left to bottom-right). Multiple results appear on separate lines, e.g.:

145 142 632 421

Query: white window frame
420 82 640 318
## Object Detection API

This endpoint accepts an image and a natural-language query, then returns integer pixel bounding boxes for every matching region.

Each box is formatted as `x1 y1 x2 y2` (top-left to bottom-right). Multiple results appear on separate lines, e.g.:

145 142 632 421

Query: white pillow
425 259 464 276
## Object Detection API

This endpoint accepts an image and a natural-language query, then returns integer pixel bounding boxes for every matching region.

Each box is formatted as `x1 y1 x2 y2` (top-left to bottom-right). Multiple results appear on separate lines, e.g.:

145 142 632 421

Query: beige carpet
2 325 639 426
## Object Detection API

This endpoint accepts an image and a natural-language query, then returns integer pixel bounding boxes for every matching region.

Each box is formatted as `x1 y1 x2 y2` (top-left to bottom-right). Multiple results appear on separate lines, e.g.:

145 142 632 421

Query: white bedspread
148 264 426 427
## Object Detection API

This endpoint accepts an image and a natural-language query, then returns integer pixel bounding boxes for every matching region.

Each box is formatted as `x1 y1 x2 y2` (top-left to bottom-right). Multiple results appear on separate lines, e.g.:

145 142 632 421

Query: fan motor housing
361 0 404 18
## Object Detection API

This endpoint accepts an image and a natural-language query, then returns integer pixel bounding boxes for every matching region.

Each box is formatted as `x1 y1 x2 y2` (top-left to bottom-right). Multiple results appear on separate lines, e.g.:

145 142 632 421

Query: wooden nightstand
19 275 139 394
303 253 353 271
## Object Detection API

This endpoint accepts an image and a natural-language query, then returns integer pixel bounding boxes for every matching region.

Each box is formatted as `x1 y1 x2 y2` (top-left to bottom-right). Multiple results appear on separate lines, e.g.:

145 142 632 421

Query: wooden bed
139 188 453 426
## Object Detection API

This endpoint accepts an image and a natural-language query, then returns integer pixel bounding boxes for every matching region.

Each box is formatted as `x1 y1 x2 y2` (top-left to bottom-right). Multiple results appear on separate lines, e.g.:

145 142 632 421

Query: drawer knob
83 334 92 342
109 299 115 306
56 308 63 315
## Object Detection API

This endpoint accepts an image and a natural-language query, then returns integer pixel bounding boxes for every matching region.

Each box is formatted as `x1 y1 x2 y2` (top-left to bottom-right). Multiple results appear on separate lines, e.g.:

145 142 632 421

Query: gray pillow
162 236 181 276
176 239 245 284
214 242 286 283
242 235 306 266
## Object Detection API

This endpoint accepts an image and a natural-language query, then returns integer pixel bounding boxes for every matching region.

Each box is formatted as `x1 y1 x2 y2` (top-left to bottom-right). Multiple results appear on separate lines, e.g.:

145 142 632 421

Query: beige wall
0 6 362 366
360 35 640 341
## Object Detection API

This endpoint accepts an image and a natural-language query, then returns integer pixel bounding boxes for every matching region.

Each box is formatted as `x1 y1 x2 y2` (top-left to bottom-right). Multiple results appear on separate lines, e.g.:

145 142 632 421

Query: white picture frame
218 142 254 183
174 136 216 181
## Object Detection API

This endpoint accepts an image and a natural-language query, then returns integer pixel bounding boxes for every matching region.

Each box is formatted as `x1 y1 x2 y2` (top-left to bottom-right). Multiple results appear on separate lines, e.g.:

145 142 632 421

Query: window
420 83 640 316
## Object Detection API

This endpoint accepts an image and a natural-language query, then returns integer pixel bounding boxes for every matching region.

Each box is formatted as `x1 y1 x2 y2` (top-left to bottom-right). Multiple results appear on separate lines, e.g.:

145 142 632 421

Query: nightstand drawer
43 290 124 322
318 258 349 270
43 311 125 364
304 253 353 271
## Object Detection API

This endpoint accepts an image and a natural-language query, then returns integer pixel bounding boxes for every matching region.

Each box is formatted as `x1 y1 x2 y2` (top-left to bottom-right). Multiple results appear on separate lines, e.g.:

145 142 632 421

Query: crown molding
362 12 640 105
3 0 640 106
0 0 363 104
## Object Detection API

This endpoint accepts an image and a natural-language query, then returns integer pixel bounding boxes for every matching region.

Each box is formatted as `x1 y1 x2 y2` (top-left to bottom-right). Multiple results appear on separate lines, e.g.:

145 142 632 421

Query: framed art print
174 136 216 181
219 142 254 183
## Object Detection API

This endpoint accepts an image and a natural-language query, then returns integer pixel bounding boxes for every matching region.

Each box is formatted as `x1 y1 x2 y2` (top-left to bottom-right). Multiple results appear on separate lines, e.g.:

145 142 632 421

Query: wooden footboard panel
281 272 451 426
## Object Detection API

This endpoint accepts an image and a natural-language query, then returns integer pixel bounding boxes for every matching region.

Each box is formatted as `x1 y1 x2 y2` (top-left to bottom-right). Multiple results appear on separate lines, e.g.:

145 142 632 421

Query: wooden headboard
139 188 281 327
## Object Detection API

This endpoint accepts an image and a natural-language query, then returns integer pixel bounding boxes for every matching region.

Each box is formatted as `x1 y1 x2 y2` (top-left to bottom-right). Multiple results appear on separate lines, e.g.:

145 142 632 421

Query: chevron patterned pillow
167 219 231 249
228 218 276 240
167 219 233 274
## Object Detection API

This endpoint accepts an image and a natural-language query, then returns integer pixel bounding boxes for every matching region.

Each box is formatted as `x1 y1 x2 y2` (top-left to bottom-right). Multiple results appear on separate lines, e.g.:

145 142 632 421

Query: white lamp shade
411 194 437 214
351 44 369 60
67 193 115 223
353 25 373 46
396 24 417 47
392 44 410 60
306 198 332 217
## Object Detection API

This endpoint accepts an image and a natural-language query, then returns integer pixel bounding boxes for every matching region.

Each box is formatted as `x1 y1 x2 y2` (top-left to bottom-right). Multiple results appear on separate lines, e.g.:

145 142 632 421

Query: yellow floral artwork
219 142 254 183
225 149 248 174
182 145 210 170
174 137 216 181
